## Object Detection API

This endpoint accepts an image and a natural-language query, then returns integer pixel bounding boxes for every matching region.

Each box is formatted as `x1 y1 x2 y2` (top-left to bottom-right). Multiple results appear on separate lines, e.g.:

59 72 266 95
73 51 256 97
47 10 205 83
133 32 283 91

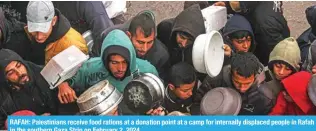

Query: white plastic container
192 31 224 77
41 45 89 89
103 0 127 19
201 6 227 33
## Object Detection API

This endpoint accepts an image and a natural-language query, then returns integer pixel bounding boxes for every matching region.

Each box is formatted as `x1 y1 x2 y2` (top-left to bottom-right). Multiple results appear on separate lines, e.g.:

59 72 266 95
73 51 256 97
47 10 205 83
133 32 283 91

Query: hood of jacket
281 71 314 114
268 37 301 72
101 29 137 77
0 49 34 88
223 14 256 53
41 9 71 46
170 4 205 48
306 5 316 36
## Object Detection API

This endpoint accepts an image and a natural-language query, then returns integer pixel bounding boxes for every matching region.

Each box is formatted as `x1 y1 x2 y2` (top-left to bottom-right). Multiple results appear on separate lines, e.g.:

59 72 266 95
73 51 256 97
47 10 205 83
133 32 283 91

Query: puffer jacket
24 9 88 65
193 65 275 115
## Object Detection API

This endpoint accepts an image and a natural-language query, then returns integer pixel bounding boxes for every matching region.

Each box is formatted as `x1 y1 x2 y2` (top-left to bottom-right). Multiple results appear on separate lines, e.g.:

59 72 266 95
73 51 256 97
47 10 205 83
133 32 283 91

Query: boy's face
231 36 252 52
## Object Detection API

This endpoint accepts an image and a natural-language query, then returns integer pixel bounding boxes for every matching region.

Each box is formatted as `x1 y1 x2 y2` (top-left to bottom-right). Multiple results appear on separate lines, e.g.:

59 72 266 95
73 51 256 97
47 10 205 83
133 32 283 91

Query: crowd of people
0 1 316 129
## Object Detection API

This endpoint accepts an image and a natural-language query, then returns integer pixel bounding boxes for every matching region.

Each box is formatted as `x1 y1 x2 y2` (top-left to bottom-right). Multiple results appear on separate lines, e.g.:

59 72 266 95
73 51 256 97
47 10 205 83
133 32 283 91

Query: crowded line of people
0 1 316 129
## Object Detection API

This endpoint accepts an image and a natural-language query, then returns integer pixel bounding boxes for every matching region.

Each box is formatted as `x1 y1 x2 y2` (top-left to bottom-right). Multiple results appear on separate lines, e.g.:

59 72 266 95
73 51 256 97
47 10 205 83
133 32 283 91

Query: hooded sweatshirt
68 29 158 94
264 37 301 97
24 9 88 65
167 4 205 66
223 14 256 53
269 71 316 115
0 49 58 129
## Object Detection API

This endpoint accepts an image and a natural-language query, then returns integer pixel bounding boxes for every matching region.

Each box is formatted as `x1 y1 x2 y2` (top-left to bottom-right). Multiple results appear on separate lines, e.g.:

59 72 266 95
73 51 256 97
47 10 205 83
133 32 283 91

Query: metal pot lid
77 80 115 112
200 87 241 115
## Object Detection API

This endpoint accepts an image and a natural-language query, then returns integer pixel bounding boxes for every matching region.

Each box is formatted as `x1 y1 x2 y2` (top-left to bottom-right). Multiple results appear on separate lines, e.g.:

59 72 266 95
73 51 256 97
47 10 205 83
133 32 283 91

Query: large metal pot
200 87 242 115
77 80 123 115
123 73 165 114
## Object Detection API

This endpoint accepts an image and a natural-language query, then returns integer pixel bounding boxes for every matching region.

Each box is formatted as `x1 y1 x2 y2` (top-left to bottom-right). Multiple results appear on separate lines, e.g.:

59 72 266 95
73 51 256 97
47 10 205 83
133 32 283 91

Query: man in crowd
212 1 290 65
0 49 58 129
264 37 301 97
222 14 256 65
93 11 170 81
193 52 274 115
163 62 200 115
57 29 158 105
24 1 88 65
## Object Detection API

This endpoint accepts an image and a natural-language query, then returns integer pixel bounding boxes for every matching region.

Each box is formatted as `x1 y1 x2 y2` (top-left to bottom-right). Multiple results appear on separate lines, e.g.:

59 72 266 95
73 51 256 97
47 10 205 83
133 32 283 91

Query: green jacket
68 29 158 93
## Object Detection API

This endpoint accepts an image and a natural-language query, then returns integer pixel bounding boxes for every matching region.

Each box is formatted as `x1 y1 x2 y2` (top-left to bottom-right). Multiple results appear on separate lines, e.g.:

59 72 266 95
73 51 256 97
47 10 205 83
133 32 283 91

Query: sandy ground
124 1 316 38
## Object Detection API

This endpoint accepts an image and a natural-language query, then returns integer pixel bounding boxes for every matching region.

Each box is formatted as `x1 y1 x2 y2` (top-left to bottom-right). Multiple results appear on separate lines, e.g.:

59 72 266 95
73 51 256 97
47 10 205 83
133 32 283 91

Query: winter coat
94 23 170 82
0 7 33 62
53 1 114 48
157 4 205 66
24 9 88 65
193 65 275 115
0 49 58 129
269 71 316 115
222 14 256 65
67 29 158 94
297 5 316 64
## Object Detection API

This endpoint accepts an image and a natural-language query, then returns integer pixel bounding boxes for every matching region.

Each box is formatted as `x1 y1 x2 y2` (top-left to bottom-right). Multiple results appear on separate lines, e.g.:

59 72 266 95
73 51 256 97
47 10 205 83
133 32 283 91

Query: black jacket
0 7 32 62
94 23 170 81
53 1 114 46
0 49 58 129
193 65 275 115
297 5 316 64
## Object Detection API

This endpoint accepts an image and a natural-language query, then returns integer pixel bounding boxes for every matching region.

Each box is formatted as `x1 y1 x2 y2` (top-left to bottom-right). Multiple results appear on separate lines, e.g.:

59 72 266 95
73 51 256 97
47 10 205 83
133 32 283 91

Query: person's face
29 16 57 44
176 32 192 48
232 70 255 93
108 55 128 79
273 63 293 80
231 36 252 52
5 61 30 87
169 81 195 100
128 27 155 57
106 106 119 116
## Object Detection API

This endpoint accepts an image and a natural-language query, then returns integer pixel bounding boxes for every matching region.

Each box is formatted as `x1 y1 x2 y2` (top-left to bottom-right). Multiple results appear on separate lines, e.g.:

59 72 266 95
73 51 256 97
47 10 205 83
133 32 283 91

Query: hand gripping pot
82 30 94 53
192 31 224 77
77 80 123 115
123 73 165 114
200 87 242 115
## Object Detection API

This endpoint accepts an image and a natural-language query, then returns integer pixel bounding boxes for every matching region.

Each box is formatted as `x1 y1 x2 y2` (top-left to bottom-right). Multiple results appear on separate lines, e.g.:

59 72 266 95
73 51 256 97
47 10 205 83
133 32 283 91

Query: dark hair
129 13 155 38
228 30 251 40
168 62 196 87
231 52 260 78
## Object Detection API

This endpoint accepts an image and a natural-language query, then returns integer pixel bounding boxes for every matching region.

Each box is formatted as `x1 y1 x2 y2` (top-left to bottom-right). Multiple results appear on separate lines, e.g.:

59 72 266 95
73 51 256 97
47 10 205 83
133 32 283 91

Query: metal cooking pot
82 30 94 53
123 73 164 114
77 80 123 115
200 87 242 115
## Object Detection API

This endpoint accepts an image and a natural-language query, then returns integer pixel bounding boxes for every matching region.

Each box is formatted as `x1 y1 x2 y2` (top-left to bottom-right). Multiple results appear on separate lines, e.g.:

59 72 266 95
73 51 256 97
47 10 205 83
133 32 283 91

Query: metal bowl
123 73 165 114
77 80 120 114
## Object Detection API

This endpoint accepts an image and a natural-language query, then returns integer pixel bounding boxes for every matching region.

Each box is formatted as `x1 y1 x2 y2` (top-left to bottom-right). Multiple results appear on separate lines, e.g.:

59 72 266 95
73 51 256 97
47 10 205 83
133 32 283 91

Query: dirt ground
124 1 316 39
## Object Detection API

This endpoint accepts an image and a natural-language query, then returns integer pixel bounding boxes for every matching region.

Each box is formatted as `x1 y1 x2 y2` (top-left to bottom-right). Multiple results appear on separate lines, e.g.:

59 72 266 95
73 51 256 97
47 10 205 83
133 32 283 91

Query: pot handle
131 69 140 79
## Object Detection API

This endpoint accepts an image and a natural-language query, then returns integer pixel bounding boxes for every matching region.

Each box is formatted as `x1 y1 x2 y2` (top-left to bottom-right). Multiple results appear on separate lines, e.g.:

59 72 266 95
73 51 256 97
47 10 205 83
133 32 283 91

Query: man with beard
0 49 58 129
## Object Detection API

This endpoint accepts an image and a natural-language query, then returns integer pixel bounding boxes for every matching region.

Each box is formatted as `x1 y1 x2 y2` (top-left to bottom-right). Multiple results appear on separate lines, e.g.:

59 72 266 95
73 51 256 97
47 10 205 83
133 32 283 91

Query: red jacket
269 71 316 115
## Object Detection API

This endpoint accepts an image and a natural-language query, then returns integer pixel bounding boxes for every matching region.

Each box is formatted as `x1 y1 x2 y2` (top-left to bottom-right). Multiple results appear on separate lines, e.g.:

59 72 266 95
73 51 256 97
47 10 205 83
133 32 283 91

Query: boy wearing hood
24 1 88 65
193 52 274 115
57 29 158 104
263 37 301 97
222 14 256 65
269 71 316 115
0 49 58 129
